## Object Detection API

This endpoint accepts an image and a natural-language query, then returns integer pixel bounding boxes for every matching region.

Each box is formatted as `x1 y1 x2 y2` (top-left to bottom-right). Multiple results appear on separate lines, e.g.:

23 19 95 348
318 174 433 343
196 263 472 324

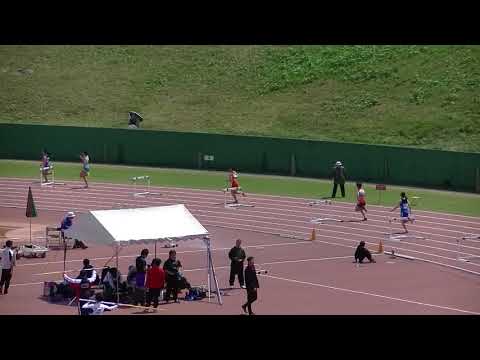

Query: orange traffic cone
378 239 384 254
310 228 316 241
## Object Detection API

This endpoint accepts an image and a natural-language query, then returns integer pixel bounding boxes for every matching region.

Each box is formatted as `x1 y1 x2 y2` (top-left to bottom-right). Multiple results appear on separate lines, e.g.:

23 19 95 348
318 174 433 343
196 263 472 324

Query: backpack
185 287 206 301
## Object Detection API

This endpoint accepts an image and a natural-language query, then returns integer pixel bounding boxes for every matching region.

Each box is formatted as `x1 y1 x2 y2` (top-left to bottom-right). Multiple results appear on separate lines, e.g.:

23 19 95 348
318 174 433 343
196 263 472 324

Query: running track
1 177 479 276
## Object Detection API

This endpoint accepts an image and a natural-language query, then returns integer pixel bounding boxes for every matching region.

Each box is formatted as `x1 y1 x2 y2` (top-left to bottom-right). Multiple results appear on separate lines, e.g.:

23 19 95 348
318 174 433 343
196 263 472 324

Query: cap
335 161 342 166
67 211 76 218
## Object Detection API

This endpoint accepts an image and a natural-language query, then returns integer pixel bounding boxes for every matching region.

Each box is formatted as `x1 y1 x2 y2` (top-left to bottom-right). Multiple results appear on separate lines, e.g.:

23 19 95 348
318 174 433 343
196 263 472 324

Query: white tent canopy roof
64 204 209 246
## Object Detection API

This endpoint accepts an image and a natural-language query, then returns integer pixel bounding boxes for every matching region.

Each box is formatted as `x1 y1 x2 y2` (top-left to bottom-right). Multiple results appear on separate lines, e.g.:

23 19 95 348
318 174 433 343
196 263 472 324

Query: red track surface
1 177 479 315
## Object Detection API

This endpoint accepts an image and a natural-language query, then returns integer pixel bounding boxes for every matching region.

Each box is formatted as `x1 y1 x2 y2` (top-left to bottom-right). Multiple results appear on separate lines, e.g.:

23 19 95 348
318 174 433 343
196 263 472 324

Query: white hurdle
308 199 333 206
131 175 151 197
222 187 254 208
40 165 55 186
310 218 342 224
385 216 424 241
457 234 480 262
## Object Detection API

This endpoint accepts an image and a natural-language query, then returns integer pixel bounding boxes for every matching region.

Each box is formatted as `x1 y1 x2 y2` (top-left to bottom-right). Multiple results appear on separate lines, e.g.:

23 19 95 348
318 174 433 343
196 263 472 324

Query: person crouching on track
145 258 165 311
228 168 246 204
390 192 414 233
355 183 367 221
79 151 90 188
354 241 376 264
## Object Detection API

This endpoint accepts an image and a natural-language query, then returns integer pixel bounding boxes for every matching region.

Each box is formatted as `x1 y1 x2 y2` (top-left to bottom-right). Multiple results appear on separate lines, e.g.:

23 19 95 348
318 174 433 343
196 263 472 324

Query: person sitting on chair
163 250 190 303
354 241 376 264
64 261 97 284
57 212 88 249
76 259 99 285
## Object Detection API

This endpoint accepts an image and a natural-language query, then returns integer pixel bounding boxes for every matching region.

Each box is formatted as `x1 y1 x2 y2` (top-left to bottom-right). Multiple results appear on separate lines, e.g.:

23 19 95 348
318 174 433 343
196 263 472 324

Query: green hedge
1 123 479 192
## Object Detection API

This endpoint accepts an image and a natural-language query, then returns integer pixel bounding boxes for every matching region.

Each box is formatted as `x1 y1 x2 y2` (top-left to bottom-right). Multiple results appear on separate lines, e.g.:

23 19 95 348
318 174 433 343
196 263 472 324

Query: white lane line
3 198 479 257
2 188 478 244
18 255 357 284
18 240 312 269
4 200 480 269
2 181 480 230
3 177 479 222
2 186 479 232
201 220 480 273
262 274 480 315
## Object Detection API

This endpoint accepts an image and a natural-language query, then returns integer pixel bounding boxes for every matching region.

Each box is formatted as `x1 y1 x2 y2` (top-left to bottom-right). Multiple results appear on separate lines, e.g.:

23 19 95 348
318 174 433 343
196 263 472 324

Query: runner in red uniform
228 168 246 204
355 182 367 221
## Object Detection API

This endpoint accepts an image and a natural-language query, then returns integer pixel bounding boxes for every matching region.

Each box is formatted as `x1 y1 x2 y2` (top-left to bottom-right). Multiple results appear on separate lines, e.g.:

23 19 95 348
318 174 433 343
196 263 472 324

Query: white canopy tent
64 204 222 305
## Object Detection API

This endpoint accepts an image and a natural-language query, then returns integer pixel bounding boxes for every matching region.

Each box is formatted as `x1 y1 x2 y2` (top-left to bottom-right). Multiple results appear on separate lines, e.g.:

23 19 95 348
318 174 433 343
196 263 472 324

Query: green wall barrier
1 123 479 192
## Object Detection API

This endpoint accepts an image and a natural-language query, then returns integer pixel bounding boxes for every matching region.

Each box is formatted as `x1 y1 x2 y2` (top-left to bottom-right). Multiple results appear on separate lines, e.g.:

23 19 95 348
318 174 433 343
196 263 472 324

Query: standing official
228 239 246 289
1 240 16 295
331 161 347 198
242 256 259 315
163 250 183 303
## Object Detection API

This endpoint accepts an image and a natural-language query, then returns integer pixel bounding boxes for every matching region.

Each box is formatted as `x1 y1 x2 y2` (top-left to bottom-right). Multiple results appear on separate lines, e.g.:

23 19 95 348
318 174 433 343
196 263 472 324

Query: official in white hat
331 161 347 198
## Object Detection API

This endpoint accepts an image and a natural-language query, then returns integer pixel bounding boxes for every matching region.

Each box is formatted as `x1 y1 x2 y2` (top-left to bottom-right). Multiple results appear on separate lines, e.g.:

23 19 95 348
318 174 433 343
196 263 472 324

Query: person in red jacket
145 258 165 310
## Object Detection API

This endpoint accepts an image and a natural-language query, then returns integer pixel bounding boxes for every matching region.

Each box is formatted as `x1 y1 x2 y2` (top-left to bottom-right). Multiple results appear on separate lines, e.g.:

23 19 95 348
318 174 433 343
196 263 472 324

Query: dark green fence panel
1 123 479 192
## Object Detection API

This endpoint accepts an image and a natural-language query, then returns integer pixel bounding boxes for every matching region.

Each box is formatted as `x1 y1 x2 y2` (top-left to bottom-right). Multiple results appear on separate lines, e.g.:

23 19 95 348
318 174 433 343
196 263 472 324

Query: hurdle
308 199 333 206
456 234 480 262
310 218 343 224
383 249 415 260
131 176 151 197
222 187 254 209
385 216 423 241
39 165 55 186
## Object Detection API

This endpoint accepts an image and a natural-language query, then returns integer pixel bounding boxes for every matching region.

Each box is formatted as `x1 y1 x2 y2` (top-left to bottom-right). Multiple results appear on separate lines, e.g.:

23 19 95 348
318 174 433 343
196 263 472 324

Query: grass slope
0 45 479 152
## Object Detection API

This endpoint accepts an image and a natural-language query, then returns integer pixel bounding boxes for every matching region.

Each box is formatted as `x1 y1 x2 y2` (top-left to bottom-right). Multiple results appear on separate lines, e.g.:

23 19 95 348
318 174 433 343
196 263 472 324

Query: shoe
175 299 180 303
240 285 246 289
249 312 255 316
4 289 7 295
363 218 367 221
241 305 247 314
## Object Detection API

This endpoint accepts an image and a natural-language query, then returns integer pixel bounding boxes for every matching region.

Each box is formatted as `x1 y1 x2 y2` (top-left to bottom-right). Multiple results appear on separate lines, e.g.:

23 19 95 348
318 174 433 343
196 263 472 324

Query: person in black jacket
228 239 246 288
163 250 184 303
354 241 376 263
331 161 347 198
76 258 99 284
242 256 259 315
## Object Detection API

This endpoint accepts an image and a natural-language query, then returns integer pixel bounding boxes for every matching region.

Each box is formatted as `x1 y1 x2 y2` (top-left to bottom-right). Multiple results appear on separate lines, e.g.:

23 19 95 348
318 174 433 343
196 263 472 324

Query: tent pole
207 239 211 302
116 243 120 305
29 217 32 244
209 245 223 305
63 235 67 273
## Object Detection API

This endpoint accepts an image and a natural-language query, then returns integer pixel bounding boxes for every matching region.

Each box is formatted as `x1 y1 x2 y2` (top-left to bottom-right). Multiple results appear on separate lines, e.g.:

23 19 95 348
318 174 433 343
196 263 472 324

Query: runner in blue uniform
390 192 414 233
